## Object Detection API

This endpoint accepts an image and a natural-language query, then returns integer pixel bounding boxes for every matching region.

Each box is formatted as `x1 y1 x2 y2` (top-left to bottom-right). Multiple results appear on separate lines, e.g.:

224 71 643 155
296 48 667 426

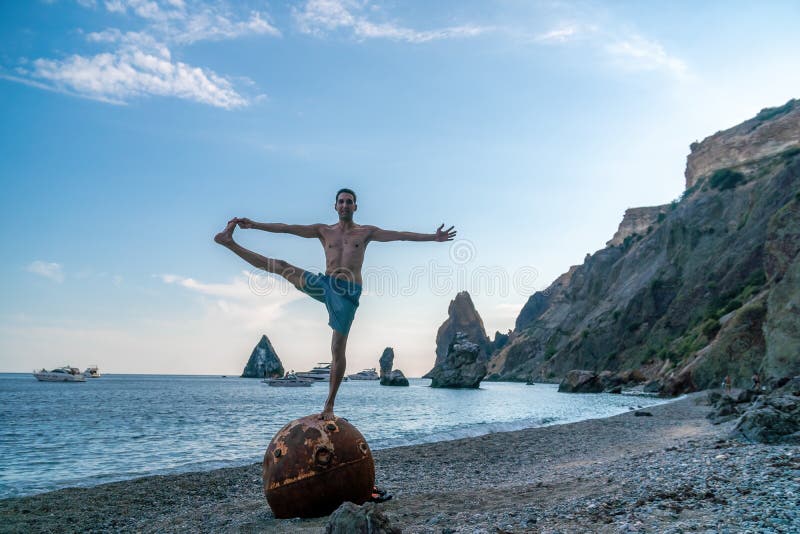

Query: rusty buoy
262 415 374 518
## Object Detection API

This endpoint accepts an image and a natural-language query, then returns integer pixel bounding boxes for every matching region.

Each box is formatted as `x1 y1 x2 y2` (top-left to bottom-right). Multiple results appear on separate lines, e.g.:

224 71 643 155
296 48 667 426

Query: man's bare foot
318 408 335 421
214 218 238 246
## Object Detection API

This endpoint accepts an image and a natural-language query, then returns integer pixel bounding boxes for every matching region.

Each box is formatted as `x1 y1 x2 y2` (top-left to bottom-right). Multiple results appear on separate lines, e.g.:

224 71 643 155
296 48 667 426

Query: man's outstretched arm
236 218 321 239
368 224 456 243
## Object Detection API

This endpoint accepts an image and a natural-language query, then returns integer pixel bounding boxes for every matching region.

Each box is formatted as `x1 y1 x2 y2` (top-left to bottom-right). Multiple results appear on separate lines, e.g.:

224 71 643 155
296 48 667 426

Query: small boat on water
348 368 379 380
83 365 101 378
264 373 313 387
33 366 86 382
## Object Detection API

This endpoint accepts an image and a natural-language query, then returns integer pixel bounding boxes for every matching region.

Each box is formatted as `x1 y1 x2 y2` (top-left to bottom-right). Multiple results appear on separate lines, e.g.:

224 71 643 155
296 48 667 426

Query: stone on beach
730 376 800 443
325 502 400 534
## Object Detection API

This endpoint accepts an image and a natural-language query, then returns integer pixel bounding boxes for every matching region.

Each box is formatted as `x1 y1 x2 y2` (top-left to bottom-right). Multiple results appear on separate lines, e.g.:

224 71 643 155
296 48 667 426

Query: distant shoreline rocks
379 347 409 387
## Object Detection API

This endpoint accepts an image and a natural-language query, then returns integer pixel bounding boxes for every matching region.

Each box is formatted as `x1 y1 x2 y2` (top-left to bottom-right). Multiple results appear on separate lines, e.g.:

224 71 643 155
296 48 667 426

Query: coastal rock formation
378 347 394 377
488 99 800 394
491 330 511 353
378 347 409 386
241 335 283 378
730 377 800 443
606 205 671 247
558 370 603 393
685 99 800 189
326 502 400 534
429 332 487 388
556 369 643 393
429 291 490 376
706 390 757 425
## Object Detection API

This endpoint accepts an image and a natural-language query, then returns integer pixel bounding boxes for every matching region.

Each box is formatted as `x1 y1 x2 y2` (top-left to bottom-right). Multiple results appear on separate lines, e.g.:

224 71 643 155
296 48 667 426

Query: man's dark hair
335 188 357 203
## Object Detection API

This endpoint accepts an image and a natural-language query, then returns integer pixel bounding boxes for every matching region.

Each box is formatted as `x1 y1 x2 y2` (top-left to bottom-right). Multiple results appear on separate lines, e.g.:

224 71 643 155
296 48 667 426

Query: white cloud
156 271 306 329
27 48 248 108
531 22 687 78
606 35 687 77
174 9 280 44
157 271 259 299
14 1 278 108
294 0 490 43
26 261 65 283
100 0 280 41
104 0 181 21
535 24 581 44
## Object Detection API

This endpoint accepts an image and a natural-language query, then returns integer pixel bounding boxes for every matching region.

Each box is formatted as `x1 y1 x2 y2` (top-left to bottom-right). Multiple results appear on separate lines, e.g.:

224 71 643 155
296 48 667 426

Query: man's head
335 188 357 221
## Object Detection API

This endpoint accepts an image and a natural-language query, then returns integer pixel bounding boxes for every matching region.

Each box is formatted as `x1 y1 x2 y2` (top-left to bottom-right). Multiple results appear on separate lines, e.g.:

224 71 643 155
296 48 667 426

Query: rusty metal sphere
262 415 375 518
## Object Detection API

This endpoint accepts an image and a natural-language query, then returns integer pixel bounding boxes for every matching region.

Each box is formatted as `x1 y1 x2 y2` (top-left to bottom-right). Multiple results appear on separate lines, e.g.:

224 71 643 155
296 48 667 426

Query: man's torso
318 224 370 285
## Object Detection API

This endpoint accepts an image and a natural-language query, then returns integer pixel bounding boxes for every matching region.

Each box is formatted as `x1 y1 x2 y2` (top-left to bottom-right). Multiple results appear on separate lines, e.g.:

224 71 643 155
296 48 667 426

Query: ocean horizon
0 373 670 499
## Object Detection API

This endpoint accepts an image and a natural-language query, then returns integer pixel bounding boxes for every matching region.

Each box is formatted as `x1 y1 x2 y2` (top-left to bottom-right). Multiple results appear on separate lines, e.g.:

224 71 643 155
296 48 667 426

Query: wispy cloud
605 35 687 77
25 47 249 108
535 24 583 44
156 271 306 330
531 21 686 78
11 0 278 108
99 1 280 43
293 0 491 43
26 261 65 283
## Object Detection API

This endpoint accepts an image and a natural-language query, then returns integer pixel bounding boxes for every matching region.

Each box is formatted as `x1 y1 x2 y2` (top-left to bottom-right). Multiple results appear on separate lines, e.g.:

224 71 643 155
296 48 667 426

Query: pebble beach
2 392 798 533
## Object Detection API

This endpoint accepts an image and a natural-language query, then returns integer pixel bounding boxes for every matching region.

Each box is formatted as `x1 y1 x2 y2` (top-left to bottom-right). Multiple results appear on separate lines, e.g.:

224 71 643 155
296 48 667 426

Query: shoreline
0 382 668 500
2 393 798 532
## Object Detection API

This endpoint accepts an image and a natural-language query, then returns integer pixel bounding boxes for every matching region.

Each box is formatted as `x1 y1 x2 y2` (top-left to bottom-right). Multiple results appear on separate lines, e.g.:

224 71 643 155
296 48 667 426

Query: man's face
335 193 356 219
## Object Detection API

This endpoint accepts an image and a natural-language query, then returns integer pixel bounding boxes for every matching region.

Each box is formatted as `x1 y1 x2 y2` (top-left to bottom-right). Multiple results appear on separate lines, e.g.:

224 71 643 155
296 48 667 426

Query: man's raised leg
320 330 347 420
214 218 305 289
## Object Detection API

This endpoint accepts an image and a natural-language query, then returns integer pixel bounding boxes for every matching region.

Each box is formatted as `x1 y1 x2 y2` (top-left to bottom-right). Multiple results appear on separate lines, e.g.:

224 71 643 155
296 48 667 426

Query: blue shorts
300 272 362 335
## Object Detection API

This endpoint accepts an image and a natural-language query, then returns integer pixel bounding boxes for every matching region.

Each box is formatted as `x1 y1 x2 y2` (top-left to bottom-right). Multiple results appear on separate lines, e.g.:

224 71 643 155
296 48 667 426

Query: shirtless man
214 188 456 420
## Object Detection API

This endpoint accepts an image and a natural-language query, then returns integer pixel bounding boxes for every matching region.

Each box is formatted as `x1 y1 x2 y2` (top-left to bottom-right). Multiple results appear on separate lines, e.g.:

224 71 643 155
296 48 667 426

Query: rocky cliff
427 291 490 376
685 99 800 189
487 99 800 394
241 334 284 378
429 332 487 388
606 205 671 247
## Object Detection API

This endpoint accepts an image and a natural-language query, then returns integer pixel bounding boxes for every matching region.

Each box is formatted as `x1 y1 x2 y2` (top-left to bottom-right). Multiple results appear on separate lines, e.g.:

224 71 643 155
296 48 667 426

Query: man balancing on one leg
214 188 456 420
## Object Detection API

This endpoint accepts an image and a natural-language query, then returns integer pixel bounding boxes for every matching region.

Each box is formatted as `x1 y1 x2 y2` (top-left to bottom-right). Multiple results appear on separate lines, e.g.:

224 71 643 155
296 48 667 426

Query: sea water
0 373 669 498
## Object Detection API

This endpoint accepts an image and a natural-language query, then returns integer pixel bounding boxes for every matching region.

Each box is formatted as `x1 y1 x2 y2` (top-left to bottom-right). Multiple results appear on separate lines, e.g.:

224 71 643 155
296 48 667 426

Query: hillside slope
487 100 800 394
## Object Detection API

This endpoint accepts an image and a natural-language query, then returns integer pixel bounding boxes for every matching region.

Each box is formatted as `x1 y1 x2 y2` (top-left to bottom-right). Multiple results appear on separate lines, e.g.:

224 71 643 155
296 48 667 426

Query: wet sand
2 392 798 533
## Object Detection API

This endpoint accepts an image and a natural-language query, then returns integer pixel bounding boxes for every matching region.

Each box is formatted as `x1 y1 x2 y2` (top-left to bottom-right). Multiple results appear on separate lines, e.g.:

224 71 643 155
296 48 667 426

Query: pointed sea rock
379 347 409 386
241 334 284 378
426 291 490 377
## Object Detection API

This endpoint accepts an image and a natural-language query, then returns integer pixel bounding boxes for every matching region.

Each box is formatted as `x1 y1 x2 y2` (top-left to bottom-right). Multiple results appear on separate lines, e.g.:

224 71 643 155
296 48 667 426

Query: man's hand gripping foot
214 218 239 246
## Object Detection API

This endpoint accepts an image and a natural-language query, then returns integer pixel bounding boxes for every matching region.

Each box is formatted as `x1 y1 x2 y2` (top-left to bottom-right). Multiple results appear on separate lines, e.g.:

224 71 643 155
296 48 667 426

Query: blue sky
1 0 799 375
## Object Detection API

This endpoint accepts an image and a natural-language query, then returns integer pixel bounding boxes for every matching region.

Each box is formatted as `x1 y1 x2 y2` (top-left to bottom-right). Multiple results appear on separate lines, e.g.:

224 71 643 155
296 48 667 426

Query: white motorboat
83 365 101 378
348 368 379 380
296 363 332 381
264 373 313 387
33 366 87 382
